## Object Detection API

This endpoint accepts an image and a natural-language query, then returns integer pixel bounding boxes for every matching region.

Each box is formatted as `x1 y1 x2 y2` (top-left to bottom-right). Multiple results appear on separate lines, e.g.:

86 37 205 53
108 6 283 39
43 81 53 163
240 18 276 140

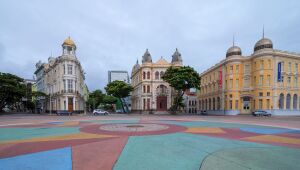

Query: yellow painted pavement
243 135 300 145
185 127 225 134
0 132 116 144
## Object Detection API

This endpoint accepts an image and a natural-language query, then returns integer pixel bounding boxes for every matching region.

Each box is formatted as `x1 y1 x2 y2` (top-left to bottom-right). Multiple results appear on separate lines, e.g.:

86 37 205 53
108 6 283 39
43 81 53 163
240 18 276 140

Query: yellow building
198 36 300 115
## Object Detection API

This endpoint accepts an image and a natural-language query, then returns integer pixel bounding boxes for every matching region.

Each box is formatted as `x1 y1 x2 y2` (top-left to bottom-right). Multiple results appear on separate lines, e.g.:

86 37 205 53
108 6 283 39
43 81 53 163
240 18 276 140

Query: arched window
147 71 150 79
217 97 221 110
209 98 211 110
143 72 146 79
293 94 298 110
213 98 215 110
286 94 291 110
160 71 164 79
155 71 159 80
279 93 284 109
147 85 150 93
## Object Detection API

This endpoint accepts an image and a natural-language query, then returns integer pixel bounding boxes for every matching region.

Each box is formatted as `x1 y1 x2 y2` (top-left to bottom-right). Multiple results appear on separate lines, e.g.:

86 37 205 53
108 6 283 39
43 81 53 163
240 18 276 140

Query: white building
34 37 86 113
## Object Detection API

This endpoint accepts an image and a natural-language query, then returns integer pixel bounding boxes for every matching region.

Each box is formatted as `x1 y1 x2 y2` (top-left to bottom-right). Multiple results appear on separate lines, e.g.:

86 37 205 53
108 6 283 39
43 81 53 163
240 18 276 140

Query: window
236 65 239 73
266 99 270 109
254 76 256 85
244 64 250 74
235 100 238 109
230 79 233 89
288 62 292 72
295 77 298 86
259 75 264 86
267 75 271 86
147 71 150 79
288 77 291 86
267 92 270 96
236 79 239 88
67 79 73 92
229 100 233 109
63 79 66 91
268 60 271 68
155 71 159 80
259 99 263 109
244 77 250 88
67 64 73 74
230 66 233 74
259 92 263 97
260 60 264 69
296 63 298 73
63 65 66 74
143 85 146 93
143 72 146 79
147 85 150 93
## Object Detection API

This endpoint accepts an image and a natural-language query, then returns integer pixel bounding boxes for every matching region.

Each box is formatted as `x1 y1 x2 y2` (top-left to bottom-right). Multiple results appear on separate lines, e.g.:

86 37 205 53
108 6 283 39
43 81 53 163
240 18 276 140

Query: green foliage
162 66 200 91
103 95 117 104
105 80 133 113
162 66 200 112
87 89 104 110
105 80 133 98
0 72 26 110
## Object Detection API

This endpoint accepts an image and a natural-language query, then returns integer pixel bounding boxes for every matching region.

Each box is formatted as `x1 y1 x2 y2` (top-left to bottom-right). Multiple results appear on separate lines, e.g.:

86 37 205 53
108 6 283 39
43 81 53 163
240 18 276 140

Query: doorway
68 97 73 112
157 96 167 111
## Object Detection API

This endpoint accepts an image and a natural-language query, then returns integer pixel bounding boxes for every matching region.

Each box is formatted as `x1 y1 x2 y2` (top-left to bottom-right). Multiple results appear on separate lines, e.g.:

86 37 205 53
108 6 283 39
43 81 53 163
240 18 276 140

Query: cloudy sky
1 0 300 91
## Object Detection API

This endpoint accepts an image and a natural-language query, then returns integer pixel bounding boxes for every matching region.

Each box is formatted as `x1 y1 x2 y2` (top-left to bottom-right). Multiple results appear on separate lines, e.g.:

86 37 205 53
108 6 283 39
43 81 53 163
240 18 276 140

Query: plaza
0 114 300 170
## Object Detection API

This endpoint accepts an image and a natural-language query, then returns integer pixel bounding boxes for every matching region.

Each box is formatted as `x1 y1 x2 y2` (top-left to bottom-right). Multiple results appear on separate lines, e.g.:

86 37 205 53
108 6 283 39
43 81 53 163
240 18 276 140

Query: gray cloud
1 0 300 91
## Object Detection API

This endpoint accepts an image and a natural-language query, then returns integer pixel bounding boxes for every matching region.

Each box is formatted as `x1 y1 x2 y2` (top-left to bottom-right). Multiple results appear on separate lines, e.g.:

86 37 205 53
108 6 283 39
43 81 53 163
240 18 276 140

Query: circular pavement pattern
80 123 187 136
100 123 169 132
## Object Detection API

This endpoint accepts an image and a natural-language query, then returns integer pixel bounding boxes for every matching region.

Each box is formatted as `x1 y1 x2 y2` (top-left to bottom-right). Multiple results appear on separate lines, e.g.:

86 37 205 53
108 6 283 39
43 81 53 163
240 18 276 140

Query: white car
93 109 109 115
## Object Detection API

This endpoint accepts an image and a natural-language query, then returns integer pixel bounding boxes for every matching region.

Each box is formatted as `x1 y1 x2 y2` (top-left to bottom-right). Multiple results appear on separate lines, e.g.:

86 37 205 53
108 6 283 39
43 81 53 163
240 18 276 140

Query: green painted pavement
113 133 279 170
201 147 300 170
0 127 80 142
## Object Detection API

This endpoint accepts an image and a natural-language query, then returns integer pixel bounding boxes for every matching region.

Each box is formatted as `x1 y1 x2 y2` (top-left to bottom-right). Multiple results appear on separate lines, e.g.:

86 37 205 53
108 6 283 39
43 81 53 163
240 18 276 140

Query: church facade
131 49 183 112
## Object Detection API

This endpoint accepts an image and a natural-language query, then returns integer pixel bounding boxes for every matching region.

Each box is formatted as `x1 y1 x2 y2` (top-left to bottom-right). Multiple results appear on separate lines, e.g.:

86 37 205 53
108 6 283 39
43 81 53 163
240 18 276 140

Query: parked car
200 110 207 115
252 110 271 117
93 109 109 115
115 109 123 113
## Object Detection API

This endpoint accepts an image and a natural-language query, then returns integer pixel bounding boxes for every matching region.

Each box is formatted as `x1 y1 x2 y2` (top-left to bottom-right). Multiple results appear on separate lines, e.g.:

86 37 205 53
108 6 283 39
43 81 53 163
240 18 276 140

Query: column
65 96 68 111
73 97 75 111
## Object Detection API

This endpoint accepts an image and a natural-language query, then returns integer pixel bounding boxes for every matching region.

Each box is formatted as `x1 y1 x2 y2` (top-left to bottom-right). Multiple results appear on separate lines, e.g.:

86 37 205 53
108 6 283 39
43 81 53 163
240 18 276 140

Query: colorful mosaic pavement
0 116 300 170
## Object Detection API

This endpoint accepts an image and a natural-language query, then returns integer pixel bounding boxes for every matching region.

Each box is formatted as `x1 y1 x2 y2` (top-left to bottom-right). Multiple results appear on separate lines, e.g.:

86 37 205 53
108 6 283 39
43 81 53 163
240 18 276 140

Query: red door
157 96 167 111
68 97 73 112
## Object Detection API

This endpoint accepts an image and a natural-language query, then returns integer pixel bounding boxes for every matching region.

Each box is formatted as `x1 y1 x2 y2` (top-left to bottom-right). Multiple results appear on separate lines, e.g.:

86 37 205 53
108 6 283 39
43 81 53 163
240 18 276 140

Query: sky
1 0 300 91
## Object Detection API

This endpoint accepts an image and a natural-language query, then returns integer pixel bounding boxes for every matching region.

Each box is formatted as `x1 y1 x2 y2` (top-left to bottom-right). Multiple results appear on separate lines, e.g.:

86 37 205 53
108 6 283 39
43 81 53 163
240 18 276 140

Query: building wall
131 55 182 112
198 42 300 115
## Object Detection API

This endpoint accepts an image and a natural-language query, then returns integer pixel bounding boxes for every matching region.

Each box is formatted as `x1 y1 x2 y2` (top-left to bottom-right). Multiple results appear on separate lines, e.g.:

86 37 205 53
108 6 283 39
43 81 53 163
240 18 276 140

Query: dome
62 36 76 46
142 49 152 63
254 38 273 52
172 48 183 63
133 60 140 71
226 46 242 58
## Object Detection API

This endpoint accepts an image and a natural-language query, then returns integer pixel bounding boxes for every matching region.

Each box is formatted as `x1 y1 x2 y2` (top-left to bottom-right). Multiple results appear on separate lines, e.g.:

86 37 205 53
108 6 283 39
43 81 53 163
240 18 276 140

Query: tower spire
262 25 265 38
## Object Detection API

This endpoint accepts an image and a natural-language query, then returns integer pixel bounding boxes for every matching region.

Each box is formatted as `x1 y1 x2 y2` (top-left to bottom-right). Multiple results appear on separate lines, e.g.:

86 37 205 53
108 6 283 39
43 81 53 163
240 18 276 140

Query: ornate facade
198 35 300 115
131 49 183 112
34 37 86 113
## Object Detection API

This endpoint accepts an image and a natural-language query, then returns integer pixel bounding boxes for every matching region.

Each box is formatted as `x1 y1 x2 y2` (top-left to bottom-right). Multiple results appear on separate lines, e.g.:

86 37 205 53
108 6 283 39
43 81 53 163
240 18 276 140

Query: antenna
233 34 235 46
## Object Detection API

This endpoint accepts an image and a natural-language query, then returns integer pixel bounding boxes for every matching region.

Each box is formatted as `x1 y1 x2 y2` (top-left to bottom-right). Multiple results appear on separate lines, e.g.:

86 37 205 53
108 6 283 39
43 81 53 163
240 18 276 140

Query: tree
87 90 104 111
105 80 133 113
162 66 200 113
0 72 26 111
103 95 118 111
